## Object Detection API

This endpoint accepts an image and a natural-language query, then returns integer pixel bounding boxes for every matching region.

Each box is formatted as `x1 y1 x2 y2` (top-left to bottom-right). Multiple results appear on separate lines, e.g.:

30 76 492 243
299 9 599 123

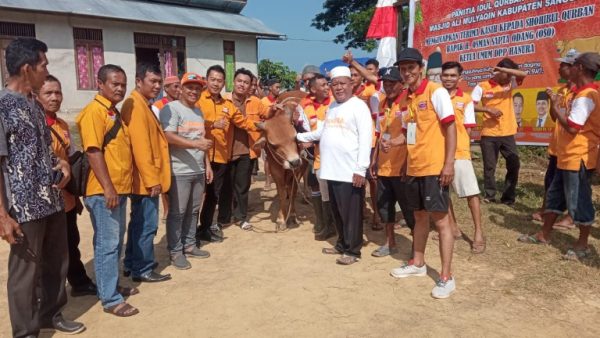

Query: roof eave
0 5 283 39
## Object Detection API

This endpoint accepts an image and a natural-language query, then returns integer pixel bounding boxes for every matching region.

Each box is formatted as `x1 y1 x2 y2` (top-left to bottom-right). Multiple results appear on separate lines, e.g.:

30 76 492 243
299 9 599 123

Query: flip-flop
531 212 543 222
562 248 591 261
104 302 139 317
322 247 342 255
336 255 360 265
553 222 576 230
517 234 549 245
371 246 398 257
117 286 140 297
471 239 486 254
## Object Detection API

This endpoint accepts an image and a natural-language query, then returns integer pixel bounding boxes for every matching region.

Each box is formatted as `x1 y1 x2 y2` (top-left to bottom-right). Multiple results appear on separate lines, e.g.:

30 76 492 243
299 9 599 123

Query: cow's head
255 101 302 170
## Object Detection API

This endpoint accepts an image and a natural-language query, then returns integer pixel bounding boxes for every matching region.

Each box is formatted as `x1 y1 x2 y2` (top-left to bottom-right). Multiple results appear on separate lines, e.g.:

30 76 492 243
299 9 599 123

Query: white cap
330 66 351 79
555 49 580 64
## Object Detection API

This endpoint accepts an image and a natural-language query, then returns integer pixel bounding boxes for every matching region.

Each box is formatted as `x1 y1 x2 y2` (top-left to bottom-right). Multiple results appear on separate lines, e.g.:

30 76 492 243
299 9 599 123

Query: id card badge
407 122 417 145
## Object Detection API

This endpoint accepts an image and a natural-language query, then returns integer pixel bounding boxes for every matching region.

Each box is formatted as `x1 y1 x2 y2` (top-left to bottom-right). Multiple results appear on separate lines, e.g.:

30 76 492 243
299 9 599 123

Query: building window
73 27 104 90
0 21 36 86
223 41 235 92
134 33 186 78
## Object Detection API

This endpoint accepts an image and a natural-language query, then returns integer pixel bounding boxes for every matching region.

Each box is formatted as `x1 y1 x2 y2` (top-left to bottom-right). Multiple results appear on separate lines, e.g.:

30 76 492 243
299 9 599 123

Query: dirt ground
1 130 600 337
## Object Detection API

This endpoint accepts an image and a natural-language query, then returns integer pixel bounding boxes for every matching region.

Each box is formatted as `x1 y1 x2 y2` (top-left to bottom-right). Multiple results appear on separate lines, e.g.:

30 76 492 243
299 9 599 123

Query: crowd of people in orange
1 36 599 337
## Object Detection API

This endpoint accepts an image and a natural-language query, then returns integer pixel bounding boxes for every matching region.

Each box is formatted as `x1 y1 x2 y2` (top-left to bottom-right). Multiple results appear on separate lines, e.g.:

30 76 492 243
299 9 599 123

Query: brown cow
255 99 307 231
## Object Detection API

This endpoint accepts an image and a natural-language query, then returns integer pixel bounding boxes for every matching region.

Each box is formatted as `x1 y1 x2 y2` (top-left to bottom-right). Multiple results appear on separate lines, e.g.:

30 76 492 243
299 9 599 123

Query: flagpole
407 0 416 47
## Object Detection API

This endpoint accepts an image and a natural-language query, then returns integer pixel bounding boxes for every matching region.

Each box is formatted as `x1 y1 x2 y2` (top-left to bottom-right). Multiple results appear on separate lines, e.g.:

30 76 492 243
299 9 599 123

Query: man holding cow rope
297 66 373 265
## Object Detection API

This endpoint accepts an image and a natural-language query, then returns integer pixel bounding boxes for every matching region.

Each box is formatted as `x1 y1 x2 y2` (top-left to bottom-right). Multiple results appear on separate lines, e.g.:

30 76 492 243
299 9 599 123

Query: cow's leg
287 171 300 227
276 182 288 231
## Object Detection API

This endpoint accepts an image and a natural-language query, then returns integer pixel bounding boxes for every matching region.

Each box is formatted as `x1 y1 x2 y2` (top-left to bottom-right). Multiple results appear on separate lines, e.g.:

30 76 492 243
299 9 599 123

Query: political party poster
413 0 600 145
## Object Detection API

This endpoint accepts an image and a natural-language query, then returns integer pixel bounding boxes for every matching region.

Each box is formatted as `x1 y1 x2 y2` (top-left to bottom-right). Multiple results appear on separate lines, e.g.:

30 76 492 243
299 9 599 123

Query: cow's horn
254 121 266 130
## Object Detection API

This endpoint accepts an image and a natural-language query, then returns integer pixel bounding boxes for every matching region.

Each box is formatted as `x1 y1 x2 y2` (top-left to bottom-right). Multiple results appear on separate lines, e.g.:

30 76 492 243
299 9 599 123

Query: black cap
380 67 402 82
395 48 423 65
575 52 600 74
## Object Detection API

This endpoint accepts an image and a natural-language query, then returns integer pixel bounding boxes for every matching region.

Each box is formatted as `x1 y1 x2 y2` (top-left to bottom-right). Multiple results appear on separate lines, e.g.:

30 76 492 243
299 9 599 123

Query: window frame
73 27 104 91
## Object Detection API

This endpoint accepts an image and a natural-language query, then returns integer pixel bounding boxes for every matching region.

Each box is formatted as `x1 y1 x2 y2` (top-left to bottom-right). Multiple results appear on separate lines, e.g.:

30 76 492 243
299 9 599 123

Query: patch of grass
451 152 600 302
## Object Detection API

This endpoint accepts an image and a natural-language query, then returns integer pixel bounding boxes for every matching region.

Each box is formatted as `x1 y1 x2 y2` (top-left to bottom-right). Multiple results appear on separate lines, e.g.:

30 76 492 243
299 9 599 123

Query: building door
0 21 36 86
134 33 186 78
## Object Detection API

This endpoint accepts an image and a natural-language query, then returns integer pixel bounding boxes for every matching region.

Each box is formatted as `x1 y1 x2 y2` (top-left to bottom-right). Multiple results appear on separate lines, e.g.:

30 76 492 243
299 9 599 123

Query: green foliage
258 59 298 90
312 0 378 51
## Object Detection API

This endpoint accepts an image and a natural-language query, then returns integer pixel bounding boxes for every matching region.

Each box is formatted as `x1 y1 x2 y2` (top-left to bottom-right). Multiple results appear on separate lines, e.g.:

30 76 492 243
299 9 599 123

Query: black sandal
104 302 139 317
117 286 140 297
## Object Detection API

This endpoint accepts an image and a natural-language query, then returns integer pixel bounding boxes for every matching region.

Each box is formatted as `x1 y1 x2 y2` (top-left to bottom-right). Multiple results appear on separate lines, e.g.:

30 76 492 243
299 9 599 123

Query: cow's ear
254 121 266 130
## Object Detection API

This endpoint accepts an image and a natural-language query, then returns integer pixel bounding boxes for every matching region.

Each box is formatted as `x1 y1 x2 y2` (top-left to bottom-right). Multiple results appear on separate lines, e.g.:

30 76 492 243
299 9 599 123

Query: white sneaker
390 263 427 278
431 277 456 299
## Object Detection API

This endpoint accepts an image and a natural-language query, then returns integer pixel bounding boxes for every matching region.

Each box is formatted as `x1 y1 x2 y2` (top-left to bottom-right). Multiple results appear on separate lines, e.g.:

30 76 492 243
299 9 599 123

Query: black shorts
377 176 411 223
406 175 449 213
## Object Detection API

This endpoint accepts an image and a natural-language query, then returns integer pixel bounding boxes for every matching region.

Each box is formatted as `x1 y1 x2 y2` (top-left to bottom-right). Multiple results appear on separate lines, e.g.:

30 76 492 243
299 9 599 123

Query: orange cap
181 72 205 86
164 76 179 85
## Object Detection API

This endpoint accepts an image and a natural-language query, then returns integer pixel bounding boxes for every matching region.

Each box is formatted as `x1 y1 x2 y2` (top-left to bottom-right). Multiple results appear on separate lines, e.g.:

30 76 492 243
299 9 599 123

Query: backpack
51 114 122 196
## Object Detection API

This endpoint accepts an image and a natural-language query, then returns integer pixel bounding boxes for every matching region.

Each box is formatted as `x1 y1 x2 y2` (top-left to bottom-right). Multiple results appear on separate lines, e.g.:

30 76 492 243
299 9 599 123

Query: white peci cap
330 66 351 79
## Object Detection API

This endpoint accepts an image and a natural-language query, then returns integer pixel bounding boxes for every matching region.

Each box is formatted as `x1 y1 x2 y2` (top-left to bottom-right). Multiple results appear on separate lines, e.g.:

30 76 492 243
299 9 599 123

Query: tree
312 0 424 52
258 59 297 90
312 0 378 52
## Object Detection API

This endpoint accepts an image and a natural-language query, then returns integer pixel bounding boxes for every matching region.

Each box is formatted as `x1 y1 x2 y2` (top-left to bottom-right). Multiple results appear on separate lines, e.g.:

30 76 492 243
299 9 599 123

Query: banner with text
413 0 600 145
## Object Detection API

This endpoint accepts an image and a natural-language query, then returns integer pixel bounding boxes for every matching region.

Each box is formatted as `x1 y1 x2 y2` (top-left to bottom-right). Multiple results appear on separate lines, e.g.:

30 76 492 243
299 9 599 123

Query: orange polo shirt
260 94 277 107
121 90 171 195
233 95 270 159
400 79 455 177
76 94 132 196
47 115 77 212
301 95 332 170
354 83 377 103
472 78 520 137
377 93 407 177
355 84 380 148
451 89 477 160
548 85 575 157
196 90 257 164
555 84 600 171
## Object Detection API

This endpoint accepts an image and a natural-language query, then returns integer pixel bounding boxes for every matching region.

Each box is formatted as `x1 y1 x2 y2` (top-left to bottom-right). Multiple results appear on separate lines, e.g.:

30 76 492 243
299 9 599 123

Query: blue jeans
166 174 205 256
84 195 127 309
545 163 595 226
124 195 159 277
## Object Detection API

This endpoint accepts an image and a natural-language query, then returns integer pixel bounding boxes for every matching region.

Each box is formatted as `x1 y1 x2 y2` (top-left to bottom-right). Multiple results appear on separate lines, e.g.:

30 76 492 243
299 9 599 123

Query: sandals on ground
562 247 591 261
517 233 549 245
471 238 487 254
104 302 139 317
322 247 342 255
117 286 140 297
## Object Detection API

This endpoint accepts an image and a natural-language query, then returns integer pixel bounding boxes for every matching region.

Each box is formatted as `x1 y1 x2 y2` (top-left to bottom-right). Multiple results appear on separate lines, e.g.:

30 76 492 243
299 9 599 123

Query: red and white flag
366 0 397 68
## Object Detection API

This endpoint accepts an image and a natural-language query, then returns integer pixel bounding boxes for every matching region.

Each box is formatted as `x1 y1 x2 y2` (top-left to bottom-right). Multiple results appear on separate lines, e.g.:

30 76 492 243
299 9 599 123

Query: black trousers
232 156 255 222
65 209 92 288
199 162 229 234
328 180 365 258
8 211 68 338
377 176 415 229
480 135 520 203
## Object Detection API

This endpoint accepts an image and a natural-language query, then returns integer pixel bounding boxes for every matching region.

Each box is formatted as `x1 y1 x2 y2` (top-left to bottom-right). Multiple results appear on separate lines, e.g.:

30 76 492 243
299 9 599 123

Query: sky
242 0 374 73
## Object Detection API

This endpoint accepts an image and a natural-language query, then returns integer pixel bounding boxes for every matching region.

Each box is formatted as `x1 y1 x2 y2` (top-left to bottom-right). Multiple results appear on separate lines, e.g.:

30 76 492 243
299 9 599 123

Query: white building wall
0 10 258 112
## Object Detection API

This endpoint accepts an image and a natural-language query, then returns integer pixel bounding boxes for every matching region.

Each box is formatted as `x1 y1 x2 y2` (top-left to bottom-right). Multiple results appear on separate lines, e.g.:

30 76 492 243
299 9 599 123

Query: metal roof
141 0 247 14
0 0 283 38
